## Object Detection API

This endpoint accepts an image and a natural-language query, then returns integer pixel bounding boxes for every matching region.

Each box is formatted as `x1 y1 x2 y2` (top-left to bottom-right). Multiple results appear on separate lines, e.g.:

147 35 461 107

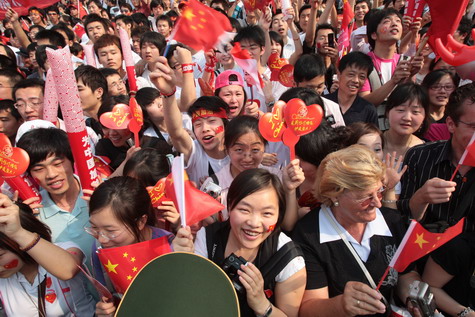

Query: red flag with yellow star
97 236 172 294
389 218 464 272
164 170 224 227
172 0 232 51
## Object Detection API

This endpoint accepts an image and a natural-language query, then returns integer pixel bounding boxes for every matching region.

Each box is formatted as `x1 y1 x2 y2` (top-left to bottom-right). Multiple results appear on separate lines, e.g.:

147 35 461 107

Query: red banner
0 0 59 20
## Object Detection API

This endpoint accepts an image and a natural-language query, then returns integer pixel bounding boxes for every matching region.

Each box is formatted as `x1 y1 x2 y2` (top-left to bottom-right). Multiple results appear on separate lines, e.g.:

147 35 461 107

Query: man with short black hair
324 51 378 125
294 54 345 127
398 84 475 231
13 78 45 122
0 69 23 100
17 127 95 266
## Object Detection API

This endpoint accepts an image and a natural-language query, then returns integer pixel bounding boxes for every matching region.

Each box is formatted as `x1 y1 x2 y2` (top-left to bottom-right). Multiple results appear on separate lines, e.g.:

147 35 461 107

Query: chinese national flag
230 43 264 95
173 0 232 51
164 171 224 227
425 0 469 52
458 131 475 167
97 236 172 294
389 218 464 272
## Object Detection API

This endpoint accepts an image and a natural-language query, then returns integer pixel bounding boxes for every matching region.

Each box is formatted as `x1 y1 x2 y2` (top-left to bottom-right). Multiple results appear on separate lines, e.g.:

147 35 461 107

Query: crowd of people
0 0 474 316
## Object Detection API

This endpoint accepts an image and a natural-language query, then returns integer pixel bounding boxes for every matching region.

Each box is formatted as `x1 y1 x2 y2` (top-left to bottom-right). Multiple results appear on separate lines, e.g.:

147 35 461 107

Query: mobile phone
328 33 335 48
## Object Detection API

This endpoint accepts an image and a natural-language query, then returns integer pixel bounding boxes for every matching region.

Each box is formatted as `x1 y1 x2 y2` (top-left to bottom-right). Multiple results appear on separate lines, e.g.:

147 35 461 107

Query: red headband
191 109 228 123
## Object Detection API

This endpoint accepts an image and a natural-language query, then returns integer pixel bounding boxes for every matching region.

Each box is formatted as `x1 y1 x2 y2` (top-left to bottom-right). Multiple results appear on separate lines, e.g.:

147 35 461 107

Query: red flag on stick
173 0 232 51
389 218 464 272
377 218 464 290
450 131 475 181
97 236 172 294
231 42 264 95
165 155 224 227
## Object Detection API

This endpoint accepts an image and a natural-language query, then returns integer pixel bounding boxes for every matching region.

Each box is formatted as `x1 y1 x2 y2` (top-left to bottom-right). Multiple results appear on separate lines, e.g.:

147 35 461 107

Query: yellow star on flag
105 260 118 274
131 257 136 262
414 233 429 249
123 252 128 258
132 267 138 272
183 8 196 21
127 275 132 281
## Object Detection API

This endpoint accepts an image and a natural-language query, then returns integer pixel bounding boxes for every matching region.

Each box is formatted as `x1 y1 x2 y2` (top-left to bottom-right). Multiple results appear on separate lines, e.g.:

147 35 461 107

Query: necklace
17 272 47 317
384 131 415 158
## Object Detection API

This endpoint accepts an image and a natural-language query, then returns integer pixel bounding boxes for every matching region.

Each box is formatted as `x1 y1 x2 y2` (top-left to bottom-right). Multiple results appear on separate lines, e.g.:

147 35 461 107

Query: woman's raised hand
0 193 23 239
238 262 270 315
283 159 305 191
172 226 194 252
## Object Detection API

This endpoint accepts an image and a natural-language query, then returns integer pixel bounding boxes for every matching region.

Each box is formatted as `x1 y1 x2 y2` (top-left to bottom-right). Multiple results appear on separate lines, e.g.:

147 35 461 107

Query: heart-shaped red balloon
147 178 169 208
99 104 131 130
278 64 295 87
283 98 323 136
258 101 287 142
0 134 30 178
268 53 288 81
128 97 144 133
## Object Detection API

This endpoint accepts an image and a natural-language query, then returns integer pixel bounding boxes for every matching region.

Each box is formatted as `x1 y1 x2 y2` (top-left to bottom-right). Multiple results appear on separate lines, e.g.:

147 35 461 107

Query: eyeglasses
110 79 125 89
430 84 455 91
84 226 125 241
352 186 386 208
14 98 43 110
458 120 475 130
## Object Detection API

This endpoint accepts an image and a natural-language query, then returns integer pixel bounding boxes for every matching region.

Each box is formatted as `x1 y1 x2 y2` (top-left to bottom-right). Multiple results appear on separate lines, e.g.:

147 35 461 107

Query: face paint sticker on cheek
266 224 276 233
4 259 18 269
214 126 224 134
381 26 389 34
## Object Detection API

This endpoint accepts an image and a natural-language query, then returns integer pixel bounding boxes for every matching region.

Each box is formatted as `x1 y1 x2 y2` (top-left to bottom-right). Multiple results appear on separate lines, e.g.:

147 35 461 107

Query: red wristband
161 87 177 98
182 63 194 73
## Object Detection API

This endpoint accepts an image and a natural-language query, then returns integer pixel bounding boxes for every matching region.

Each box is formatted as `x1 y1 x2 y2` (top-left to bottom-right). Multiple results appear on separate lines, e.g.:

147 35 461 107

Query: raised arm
288 11 303 65
0 194 81 281
175 47 197 112
150 56 194 164
5 9 31 49
260 7 273 67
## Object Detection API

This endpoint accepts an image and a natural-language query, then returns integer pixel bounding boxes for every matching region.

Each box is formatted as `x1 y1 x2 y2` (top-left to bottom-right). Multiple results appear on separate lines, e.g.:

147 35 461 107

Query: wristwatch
256 303 273 317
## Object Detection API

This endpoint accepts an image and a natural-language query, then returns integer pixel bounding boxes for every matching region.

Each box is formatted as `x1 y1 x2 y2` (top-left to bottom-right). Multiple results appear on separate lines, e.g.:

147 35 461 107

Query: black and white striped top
397 140 475 231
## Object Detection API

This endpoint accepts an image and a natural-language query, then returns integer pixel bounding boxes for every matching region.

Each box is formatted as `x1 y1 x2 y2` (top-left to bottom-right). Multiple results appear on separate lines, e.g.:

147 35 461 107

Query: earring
334 200 339 207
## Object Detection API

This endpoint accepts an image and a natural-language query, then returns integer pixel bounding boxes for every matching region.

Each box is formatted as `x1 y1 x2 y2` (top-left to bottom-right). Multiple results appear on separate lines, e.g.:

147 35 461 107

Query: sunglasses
353 186 386 208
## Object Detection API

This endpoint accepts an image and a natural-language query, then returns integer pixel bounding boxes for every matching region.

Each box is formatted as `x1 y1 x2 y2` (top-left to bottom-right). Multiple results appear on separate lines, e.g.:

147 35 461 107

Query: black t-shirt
430 233 475 314
292 207 408 317
95 138 129 170
324 90 378 126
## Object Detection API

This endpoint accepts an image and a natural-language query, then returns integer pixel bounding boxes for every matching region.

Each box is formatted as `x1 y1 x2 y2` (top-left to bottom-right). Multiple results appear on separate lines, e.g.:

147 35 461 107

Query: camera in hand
222 253 248 294
408 281 436 317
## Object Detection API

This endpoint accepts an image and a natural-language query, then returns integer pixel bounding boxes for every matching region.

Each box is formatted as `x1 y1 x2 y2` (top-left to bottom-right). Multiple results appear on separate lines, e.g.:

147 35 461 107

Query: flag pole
376 266 391 290
449 164 461 182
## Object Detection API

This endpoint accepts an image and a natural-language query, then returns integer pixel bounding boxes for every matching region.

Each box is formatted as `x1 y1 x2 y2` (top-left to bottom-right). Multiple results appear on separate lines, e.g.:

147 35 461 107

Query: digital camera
222 253 248 294
408 281 436 317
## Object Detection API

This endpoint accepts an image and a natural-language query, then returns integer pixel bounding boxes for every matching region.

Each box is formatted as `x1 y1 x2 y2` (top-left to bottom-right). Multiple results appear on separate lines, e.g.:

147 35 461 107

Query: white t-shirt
195 230 305 282
206 162 282 220
0 242 95 317
185 139 230 185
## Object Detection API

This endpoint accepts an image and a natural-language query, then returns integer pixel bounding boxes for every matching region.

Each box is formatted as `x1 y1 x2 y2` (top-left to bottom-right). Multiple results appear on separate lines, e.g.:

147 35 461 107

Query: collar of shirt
319 207 392 261
40 176 85 218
